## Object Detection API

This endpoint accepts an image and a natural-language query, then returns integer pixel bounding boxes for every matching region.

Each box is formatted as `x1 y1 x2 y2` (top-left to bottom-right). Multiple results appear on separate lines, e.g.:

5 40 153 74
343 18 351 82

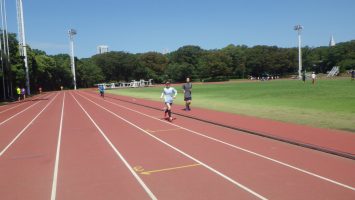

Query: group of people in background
302 71 317 84
16 87 26 101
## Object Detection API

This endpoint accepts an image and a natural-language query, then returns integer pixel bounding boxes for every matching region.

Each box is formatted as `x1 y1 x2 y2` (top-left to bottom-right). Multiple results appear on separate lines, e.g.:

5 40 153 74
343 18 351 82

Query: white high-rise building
97 45 109 54
329 35 336 46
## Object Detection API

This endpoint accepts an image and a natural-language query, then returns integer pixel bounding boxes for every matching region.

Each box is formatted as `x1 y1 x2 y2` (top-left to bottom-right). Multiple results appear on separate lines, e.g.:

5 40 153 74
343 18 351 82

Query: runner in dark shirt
182 77 192 111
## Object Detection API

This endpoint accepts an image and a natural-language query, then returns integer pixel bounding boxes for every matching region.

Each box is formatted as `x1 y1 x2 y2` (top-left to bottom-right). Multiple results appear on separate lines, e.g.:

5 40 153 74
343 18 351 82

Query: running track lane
0 93 52 125
0 93 48 115
81 91 355 187
53 91 154 200
78 90 355 200
72 92 263 199
0 92 60 199
0 92 48 113
0 93 55 154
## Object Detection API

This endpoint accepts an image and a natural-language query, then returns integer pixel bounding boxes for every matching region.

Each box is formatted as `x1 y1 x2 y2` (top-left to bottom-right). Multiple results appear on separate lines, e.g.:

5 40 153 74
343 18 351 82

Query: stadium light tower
294 24 303 79
16 0 30 95
68 29 77 90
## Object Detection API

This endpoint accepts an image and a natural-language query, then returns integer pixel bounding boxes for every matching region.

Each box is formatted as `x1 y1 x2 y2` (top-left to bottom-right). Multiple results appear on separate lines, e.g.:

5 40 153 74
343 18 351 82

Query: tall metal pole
16 0 30 95
68 29 77 90
1 0 9 97
3 0 12 96
0 0 5 100
294 25 303 79
0 36 5 100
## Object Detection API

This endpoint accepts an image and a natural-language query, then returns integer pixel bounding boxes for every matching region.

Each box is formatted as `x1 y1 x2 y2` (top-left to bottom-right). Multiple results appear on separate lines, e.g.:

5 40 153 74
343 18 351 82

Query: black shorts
184 97 192 101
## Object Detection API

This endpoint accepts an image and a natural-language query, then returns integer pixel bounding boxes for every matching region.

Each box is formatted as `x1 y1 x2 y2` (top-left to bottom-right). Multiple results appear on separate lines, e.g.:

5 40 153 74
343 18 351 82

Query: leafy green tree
76 58 104 87
199 51 232 79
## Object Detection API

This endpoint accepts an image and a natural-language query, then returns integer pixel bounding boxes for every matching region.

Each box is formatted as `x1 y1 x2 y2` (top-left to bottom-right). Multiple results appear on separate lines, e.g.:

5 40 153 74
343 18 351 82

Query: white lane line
76 92 267 200
0 93 53 127
0 103 24 114
71 93 158 200
0 93 59 157
50 92 65 200
80 91 355 192
0 94 47 114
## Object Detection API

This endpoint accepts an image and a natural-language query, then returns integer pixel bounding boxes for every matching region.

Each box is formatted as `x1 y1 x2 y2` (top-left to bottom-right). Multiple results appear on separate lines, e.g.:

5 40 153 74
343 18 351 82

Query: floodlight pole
0 0 5 99
16 0 30 95
294 24 303 79
68 29 77 90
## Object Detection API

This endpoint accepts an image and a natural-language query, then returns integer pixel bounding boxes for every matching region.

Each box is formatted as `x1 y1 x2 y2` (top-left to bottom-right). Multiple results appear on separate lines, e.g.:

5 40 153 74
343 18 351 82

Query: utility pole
16 0 30 95
294 24 303 80
68 29 77 90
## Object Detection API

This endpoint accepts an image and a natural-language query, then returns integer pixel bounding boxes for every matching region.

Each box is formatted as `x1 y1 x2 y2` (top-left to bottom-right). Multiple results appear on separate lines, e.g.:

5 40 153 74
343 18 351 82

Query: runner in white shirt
160 81 177 121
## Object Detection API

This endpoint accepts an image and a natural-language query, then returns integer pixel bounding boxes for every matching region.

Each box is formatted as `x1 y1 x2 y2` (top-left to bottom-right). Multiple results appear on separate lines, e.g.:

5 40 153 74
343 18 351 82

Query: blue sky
5 0 355 58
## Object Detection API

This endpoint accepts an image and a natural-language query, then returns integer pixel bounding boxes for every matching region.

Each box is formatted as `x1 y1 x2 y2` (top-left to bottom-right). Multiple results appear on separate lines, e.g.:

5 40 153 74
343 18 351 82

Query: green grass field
107 78 355 132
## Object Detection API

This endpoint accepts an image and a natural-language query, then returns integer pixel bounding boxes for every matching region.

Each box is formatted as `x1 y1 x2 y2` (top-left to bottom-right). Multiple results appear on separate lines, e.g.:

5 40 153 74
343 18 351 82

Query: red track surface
0 91 354 200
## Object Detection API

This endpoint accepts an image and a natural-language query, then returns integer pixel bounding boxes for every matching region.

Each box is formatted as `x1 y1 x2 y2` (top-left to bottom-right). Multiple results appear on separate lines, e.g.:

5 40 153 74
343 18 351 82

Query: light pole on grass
68 29 77 90
294 24 303 80
16 0 30 95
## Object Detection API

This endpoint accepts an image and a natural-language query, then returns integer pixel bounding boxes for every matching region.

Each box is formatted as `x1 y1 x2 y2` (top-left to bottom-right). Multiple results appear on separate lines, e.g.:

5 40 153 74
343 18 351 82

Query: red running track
0 90 354 200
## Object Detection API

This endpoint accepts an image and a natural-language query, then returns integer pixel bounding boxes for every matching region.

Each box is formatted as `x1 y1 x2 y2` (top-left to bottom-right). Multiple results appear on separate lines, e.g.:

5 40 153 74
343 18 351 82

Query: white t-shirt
311 73 316 79
162 87 177 103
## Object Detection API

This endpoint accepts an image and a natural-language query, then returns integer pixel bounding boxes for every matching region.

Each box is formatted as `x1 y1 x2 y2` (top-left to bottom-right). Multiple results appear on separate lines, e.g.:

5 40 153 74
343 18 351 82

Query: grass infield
107 78 355 132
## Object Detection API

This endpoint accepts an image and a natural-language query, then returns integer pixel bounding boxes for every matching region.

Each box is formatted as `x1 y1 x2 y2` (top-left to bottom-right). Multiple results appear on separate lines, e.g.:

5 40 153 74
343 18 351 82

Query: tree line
1 31 354 100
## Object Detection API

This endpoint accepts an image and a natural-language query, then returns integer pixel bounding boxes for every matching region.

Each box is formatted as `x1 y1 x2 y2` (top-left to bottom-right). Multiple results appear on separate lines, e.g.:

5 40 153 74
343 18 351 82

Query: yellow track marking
137 163 201 175
146 128 182 133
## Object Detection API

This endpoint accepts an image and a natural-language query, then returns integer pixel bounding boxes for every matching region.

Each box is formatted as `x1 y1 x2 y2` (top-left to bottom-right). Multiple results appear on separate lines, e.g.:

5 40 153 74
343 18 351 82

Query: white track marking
80 91 355 191
0 93 53 127
0 103 27 114
0 94 48 114
0 93 59 157
71 93 158 200
75 92 268 200
50 92 65 200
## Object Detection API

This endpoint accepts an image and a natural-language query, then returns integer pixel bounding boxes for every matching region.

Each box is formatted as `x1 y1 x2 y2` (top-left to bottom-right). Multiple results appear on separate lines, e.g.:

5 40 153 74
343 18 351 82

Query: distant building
97 45 109 54
329 35 336 46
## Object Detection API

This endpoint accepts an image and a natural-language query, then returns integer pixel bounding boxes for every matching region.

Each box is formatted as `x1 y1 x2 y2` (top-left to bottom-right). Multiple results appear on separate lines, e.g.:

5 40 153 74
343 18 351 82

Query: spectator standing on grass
352 69 354 81
160 81 177 122
182 77 192 111
311 72 316 84
16 87 21 101
302 70 306 83
21 87 26 100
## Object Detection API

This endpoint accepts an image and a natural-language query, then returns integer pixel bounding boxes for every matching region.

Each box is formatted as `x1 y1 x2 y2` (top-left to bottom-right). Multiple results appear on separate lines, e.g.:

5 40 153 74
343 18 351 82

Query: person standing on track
16 87 21 101
182 77 192 111
98 84 105 98
160 81 177 121
21 87 26 100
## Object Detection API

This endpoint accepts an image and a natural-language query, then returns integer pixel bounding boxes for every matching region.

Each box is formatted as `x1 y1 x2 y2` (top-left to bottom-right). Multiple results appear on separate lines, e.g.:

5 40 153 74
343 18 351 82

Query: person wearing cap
160 81 177 121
